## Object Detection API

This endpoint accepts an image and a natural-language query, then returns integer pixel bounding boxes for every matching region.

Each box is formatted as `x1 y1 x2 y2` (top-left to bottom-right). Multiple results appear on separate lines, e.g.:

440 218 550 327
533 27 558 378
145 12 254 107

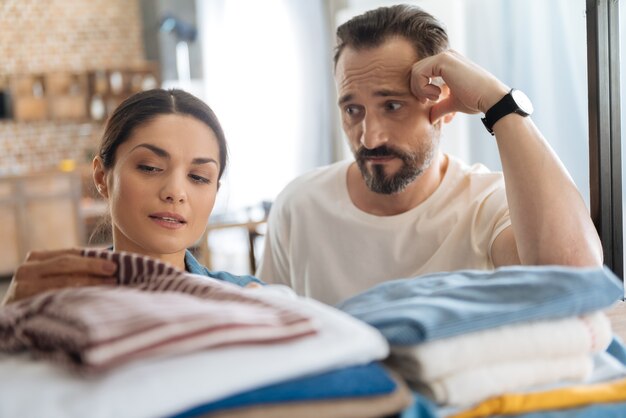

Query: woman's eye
137 164 162 173
189 174 211 184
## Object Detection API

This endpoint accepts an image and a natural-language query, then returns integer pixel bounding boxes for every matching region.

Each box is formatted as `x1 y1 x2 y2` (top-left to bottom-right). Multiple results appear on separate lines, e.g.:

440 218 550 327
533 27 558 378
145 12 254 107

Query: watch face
511 89 534 115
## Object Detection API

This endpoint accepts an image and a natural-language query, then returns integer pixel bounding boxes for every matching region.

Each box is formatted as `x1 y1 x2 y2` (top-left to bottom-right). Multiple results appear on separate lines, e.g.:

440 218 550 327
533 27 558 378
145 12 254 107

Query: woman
2 89 262 305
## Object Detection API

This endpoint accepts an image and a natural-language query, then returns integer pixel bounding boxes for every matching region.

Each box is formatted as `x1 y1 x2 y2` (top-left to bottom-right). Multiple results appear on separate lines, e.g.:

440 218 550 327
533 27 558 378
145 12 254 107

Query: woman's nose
160 176 187 203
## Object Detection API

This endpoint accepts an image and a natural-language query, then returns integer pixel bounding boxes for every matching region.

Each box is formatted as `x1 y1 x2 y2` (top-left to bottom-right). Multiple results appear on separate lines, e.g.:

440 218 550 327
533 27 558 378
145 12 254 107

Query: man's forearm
493 114 603 266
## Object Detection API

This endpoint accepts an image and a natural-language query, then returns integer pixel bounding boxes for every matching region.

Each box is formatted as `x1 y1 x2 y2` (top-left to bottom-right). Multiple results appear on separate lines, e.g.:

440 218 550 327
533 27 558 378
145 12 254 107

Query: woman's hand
1 249 118 305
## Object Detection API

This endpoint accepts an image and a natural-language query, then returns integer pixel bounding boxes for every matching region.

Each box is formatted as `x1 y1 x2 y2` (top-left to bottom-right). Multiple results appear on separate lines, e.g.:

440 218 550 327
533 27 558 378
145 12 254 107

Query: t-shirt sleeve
485 186 512 259
256 197 292 287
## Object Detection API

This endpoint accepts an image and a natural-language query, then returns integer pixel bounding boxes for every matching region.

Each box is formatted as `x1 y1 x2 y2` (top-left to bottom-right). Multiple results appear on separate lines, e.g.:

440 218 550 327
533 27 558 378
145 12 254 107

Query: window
587 0 623 279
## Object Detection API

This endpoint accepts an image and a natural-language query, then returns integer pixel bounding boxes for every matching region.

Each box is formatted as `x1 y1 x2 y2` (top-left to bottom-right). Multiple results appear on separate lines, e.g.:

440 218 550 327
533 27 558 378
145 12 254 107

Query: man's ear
429 83 456 125
92 156 109 198
430 105 456 125
442 111 456 124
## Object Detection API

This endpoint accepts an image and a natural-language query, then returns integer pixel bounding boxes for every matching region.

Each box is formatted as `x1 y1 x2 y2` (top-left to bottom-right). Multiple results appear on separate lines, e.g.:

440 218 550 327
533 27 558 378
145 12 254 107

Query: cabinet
0 172 83 276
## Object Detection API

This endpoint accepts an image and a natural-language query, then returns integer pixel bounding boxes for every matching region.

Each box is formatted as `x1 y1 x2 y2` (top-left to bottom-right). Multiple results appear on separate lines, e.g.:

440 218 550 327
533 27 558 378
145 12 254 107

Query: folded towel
0 251 318 373
336 265 622 345
389 311 612 381
429 354 593 407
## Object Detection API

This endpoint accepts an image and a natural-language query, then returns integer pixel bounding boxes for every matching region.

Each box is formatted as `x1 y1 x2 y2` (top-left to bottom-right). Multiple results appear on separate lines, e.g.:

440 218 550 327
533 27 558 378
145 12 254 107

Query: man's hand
410 50 510 123
2 249 118 305
410 53 602 268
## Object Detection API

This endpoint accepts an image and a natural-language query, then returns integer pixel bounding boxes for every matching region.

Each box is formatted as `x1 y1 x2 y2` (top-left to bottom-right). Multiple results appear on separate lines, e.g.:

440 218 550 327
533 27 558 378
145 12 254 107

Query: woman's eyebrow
131 143 217 166
191 157 218 166
132 143 170 158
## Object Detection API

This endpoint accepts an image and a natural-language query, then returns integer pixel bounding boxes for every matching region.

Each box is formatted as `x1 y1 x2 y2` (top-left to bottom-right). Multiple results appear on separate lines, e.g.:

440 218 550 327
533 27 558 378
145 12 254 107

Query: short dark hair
334 4 449 67
99 89 228 180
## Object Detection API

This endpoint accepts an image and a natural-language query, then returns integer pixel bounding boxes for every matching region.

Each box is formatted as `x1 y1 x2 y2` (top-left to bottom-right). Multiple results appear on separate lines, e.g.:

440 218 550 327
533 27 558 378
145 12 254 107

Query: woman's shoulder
207 270 264 287
184 250 264 287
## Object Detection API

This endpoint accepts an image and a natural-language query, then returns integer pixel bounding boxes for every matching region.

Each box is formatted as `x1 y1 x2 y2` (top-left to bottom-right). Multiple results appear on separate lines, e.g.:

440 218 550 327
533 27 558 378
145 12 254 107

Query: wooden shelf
5 64 160 123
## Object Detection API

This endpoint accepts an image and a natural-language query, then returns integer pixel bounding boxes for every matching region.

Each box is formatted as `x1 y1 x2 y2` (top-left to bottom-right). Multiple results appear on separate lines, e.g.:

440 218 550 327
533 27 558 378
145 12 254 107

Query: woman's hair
334 4 449 67
99 88 228 179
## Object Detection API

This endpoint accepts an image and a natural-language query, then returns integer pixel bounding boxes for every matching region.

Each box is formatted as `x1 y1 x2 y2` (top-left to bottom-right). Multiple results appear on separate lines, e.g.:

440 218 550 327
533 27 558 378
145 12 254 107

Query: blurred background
0 0 623 282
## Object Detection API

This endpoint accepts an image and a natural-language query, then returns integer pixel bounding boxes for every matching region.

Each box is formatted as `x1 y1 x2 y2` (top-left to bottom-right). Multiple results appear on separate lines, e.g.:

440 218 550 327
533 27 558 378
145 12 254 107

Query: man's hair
334 4 449 67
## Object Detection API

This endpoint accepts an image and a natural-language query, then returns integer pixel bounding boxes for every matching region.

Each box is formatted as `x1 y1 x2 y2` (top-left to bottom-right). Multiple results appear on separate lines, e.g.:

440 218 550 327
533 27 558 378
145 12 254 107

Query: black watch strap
481 89 532 135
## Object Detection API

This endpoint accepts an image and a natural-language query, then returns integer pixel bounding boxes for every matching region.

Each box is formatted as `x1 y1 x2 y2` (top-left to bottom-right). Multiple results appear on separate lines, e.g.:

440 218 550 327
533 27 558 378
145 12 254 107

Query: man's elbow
535 237 604 268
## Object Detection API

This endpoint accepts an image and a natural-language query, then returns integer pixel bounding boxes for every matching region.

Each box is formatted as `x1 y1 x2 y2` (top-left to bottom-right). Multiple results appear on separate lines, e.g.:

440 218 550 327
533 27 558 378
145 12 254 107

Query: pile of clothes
3 250 626 418
337 265 626 417
0 249 410 418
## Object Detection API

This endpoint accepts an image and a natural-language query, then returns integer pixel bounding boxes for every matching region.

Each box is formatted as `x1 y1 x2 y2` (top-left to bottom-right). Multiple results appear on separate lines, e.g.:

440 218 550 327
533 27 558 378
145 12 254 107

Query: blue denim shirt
184 250 264 287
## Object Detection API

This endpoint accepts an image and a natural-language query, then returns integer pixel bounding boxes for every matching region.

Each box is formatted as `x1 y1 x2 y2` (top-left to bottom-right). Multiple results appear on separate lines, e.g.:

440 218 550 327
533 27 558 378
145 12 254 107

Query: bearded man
256 4 602 305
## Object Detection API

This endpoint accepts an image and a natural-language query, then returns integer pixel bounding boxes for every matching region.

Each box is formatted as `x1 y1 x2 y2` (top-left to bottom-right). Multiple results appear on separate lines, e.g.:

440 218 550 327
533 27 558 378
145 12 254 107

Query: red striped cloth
0 250 317 373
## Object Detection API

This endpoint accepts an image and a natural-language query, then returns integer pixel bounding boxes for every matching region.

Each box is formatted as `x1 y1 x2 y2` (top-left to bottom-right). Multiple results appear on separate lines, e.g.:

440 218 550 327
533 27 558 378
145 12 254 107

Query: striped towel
0 250 317 373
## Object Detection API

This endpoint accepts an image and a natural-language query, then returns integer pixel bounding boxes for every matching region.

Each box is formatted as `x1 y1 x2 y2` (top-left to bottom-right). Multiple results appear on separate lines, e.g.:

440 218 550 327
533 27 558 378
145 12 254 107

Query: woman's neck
111 232 187 270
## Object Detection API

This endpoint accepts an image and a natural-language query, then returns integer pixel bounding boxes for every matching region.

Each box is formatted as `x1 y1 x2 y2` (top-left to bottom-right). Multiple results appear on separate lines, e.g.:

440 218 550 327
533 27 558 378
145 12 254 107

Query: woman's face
94 114 220 264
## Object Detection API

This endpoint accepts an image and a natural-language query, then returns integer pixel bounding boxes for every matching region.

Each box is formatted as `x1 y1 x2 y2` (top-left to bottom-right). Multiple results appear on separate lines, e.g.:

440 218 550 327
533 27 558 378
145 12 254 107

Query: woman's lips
149 212 187 229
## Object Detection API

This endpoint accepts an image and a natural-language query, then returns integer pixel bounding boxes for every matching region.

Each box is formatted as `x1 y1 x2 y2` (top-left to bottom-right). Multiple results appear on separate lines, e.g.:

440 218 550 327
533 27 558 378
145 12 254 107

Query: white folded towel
430 354 593 406
390 311 611 381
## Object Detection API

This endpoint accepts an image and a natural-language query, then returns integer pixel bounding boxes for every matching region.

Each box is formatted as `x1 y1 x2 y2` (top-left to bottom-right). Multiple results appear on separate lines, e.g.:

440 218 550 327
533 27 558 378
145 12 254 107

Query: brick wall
0 0 146 175
0 121 103 175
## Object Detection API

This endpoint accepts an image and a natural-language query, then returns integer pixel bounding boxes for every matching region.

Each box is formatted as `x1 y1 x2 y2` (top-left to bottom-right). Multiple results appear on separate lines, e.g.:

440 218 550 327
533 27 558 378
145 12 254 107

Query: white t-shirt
257 155 511 305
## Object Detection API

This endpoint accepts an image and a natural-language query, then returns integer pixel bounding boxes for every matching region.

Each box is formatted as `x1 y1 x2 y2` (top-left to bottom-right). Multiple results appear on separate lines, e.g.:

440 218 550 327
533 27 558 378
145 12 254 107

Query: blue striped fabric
337 265 623 345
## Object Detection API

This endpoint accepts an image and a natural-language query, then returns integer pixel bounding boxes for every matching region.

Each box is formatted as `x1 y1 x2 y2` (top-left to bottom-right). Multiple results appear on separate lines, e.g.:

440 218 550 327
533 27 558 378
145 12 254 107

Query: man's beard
354 143 436 195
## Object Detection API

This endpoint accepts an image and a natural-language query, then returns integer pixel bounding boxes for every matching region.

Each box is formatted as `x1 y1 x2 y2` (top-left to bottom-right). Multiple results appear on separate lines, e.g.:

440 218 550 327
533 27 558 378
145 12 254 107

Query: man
256 4 602 305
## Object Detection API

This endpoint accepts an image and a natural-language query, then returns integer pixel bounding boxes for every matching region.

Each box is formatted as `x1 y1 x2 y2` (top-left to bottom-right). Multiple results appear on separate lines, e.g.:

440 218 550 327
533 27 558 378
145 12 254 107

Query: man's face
335 36 441 195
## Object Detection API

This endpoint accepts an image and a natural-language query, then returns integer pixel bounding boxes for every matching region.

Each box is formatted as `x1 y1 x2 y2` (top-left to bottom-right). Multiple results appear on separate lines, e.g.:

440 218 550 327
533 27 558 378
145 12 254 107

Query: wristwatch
481 89 534 135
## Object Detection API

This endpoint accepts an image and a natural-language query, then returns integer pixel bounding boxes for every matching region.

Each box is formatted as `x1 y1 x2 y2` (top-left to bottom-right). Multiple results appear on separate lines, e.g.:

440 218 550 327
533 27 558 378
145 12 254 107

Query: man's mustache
357 146 408 160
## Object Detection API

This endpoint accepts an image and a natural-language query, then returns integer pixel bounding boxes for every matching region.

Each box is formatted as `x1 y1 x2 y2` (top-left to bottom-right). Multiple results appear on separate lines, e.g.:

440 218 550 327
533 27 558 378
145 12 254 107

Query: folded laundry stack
0 256 318 373
388 311 611 405
337 265 626 416
0 250 409 418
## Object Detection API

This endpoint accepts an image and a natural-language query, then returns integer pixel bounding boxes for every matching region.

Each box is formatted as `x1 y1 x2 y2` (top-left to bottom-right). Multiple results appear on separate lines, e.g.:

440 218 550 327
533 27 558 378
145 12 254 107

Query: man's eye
385 102 402 111
345 105 362 116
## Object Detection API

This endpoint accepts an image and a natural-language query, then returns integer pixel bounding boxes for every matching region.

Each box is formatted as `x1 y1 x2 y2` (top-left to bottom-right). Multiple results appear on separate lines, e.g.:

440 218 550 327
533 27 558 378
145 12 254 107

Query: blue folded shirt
337 265 623 346
170 362 404 417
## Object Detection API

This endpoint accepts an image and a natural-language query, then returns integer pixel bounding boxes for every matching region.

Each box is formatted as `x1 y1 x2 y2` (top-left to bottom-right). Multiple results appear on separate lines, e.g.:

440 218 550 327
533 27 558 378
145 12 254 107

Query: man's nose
360 113 389 149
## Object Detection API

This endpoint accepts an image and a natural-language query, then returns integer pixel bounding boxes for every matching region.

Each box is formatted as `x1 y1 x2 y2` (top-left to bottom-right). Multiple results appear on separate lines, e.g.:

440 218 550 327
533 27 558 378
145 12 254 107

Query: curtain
197 0 335 212
464 0 590 203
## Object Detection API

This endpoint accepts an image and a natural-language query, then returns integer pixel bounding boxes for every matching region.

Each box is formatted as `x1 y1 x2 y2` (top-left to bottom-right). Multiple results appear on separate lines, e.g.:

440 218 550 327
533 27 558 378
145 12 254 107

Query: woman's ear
92 156 109 198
